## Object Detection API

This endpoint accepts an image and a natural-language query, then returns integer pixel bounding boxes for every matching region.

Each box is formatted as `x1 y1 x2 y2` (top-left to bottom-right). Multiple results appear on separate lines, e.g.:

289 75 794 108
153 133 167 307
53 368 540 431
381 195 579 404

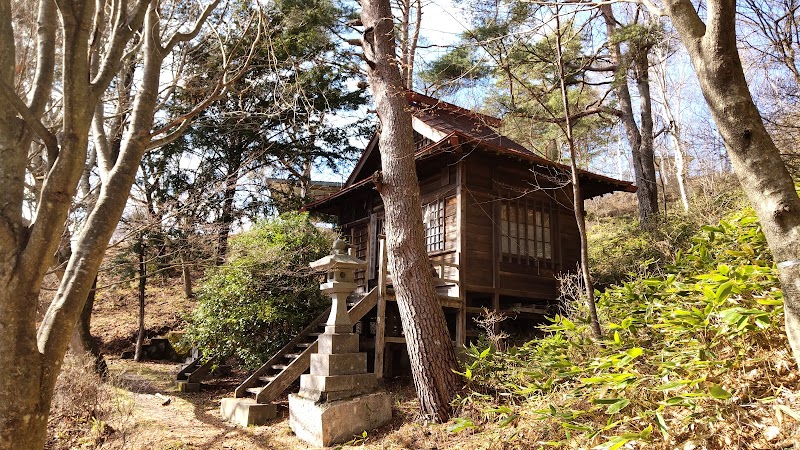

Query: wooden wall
461 151 580 304
337 149 581 305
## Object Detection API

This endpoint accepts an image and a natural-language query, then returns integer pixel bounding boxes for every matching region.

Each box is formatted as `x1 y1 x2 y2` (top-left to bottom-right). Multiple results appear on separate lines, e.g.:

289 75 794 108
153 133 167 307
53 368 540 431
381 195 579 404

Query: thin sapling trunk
134 237 147 362
554 7 602 338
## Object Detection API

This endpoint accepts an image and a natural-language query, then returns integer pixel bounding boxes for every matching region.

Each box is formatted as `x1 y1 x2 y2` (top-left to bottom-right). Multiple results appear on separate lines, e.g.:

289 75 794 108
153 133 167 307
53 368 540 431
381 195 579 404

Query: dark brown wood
304 59 634 391
368 213 378 280
375 238 388 378
235 305 331 398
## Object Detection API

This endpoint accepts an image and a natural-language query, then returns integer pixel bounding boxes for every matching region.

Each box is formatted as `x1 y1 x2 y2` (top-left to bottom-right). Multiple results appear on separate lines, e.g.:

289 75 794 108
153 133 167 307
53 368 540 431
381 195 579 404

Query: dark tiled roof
303 91 635 212
410 101 533 155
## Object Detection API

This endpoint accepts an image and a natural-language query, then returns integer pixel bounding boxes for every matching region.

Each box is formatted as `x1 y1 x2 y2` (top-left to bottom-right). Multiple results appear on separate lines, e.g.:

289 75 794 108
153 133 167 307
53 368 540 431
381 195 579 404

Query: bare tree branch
163 0 222 53
0 78 59 163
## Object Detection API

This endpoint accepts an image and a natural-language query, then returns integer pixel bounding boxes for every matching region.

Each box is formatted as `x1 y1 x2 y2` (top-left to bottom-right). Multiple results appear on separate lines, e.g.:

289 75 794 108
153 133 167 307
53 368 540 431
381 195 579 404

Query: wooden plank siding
350 224 369 292
459 150 580 304
300 96 636 372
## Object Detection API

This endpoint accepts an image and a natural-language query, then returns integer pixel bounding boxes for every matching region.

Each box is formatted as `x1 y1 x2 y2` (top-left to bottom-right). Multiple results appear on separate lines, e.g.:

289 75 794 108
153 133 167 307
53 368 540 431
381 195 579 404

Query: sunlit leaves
453 207 782 447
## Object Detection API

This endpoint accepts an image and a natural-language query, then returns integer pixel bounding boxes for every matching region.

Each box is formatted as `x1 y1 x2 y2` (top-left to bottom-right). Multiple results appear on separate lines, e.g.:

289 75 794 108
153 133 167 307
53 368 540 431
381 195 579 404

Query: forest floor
94 359 443 450
48 185 800 449
49 277 472 450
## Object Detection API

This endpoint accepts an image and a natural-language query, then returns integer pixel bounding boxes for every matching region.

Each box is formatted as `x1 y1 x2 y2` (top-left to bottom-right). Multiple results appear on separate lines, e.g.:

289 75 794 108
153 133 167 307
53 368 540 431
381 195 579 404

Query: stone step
284 353 301 359
296 342 313 348
271 364 289 370
258 375 277 383
221 398 277 426
245 387 263 396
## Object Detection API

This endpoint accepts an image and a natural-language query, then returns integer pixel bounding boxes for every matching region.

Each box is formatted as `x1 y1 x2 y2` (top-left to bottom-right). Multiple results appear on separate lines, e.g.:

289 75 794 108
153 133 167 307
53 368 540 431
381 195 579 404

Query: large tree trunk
360 0 460 422
663 0 800 365
1 1 95 447
632 49 659 220
0 0 220 447
1 3 163 447
600 5 659 225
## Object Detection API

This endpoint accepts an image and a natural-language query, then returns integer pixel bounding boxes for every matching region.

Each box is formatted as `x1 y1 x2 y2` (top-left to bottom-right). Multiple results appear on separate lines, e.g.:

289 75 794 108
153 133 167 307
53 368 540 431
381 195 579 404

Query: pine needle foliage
455 207 797 449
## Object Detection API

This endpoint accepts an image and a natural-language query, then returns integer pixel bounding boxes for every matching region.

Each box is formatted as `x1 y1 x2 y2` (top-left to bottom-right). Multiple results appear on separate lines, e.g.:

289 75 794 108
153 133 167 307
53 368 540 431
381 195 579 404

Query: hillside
48 196 800 450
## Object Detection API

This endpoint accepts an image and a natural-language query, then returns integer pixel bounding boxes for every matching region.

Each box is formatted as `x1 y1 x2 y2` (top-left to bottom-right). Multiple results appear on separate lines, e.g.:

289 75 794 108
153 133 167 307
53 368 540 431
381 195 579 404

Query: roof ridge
405 90 502 128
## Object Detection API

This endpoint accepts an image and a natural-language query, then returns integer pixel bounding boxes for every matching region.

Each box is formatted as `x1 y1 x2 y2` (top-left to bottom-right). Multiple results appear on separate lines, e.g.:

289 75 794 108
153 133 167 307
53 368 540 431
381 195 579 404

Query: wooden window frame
423 199 445 253
498 195 556 267
350 224 369 288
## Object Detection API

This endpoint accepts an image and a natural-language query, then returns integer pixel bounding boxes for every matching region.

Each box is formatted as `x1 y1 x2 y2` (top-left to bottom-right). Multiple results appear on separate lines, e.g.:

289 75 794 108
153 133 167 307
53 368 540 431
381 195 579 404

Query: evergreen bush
185 212 333 368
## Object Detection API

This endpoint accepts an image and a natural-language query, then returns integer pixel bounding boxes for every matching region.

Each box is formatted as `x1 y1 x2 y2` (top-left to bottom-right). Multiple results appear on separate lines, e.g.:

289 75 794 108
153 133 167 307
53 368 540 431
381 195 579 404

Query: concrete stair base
176 381 201 392
220 398 277 426
289 392 391 447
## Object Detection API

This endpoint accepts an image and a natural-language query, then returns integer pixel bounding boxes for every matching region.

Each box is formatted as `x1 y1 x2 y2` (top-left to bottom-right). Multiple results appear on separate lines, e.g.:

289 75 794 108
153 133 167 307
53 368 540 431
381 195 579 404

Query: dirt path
97 359 448 450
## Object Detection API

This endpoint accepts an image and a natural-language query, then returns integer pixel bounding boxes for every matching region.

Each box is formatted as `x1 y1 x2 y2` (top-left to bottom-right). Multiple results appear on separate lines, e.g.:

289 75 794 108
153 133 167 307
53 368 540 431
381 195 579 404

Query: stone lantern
289 238 391 447
310 238 363 334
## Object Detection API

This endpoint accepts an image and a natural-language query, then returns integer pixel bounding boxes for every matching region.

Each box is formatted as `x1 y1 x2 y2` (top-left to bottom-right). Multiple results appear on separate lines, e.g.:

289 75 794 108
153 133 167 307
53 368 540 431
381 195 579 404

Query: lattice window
350 225 369 288
499 198 554 265
423 199 445 252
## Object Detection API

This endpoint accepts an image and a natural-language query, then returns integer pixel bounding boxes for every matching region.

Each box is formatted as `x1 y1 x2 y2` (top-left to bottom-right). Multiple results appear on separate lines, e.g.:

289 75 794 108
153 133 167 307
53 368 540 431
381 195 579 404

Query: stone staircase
232 287 378 406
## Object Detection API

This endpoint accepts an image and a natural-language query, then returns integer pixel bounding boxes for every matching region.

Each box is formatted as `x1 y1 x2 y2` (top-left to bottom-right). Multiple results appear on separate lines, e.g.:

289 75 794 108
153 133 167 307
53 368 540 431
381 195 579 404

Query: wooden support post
374 237 388 378
456 159 467 347
456 252 466 347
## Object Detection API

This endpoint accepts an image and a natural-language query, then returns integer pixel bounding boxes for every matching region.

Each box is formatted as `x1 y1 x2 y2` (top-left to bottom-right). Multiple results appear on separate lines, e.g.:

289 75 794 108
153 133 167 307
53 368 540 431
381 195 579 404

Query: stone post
289 239 391 446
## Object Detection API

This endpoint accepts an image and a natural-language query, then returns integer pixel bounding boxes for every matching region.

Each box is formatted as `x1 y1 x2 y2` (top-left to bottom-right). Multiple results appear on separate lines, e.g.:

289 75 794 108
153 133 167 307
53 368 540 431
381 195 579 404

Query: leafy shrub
456 207 796 449
185 212 333 368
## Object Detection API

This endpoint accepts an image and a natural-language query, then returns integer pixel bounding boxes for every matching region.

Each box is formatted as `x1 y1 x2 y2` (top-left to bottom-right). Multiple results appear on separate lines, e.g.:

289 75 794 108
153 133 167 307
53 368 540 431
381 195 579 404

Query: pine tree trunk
360 0 460 421
664 0 800 366
600 5 659 225
632 50 659 222
554 7 602 338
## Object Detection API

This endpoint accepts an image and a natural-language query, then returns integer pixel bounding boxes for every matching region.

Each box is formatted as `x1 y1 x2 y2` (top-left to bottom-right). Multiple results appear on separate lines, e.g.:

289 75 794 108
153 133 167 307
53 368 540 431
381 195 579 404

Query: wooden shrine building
229 92 634 407
303 91 634 371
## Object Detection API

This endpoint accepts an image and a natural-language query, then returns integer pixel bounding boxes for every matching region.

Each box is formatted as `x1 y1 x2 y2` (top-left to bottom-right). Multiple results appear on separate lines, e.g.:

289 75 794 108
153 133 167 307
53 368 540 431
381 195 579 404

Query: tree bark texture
664 0 800 366
600 5 659 225
360 0 460 422
134 239 147 362
0 0 218 446
653 47 691 212
1 1 96 447
70 277 108 376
